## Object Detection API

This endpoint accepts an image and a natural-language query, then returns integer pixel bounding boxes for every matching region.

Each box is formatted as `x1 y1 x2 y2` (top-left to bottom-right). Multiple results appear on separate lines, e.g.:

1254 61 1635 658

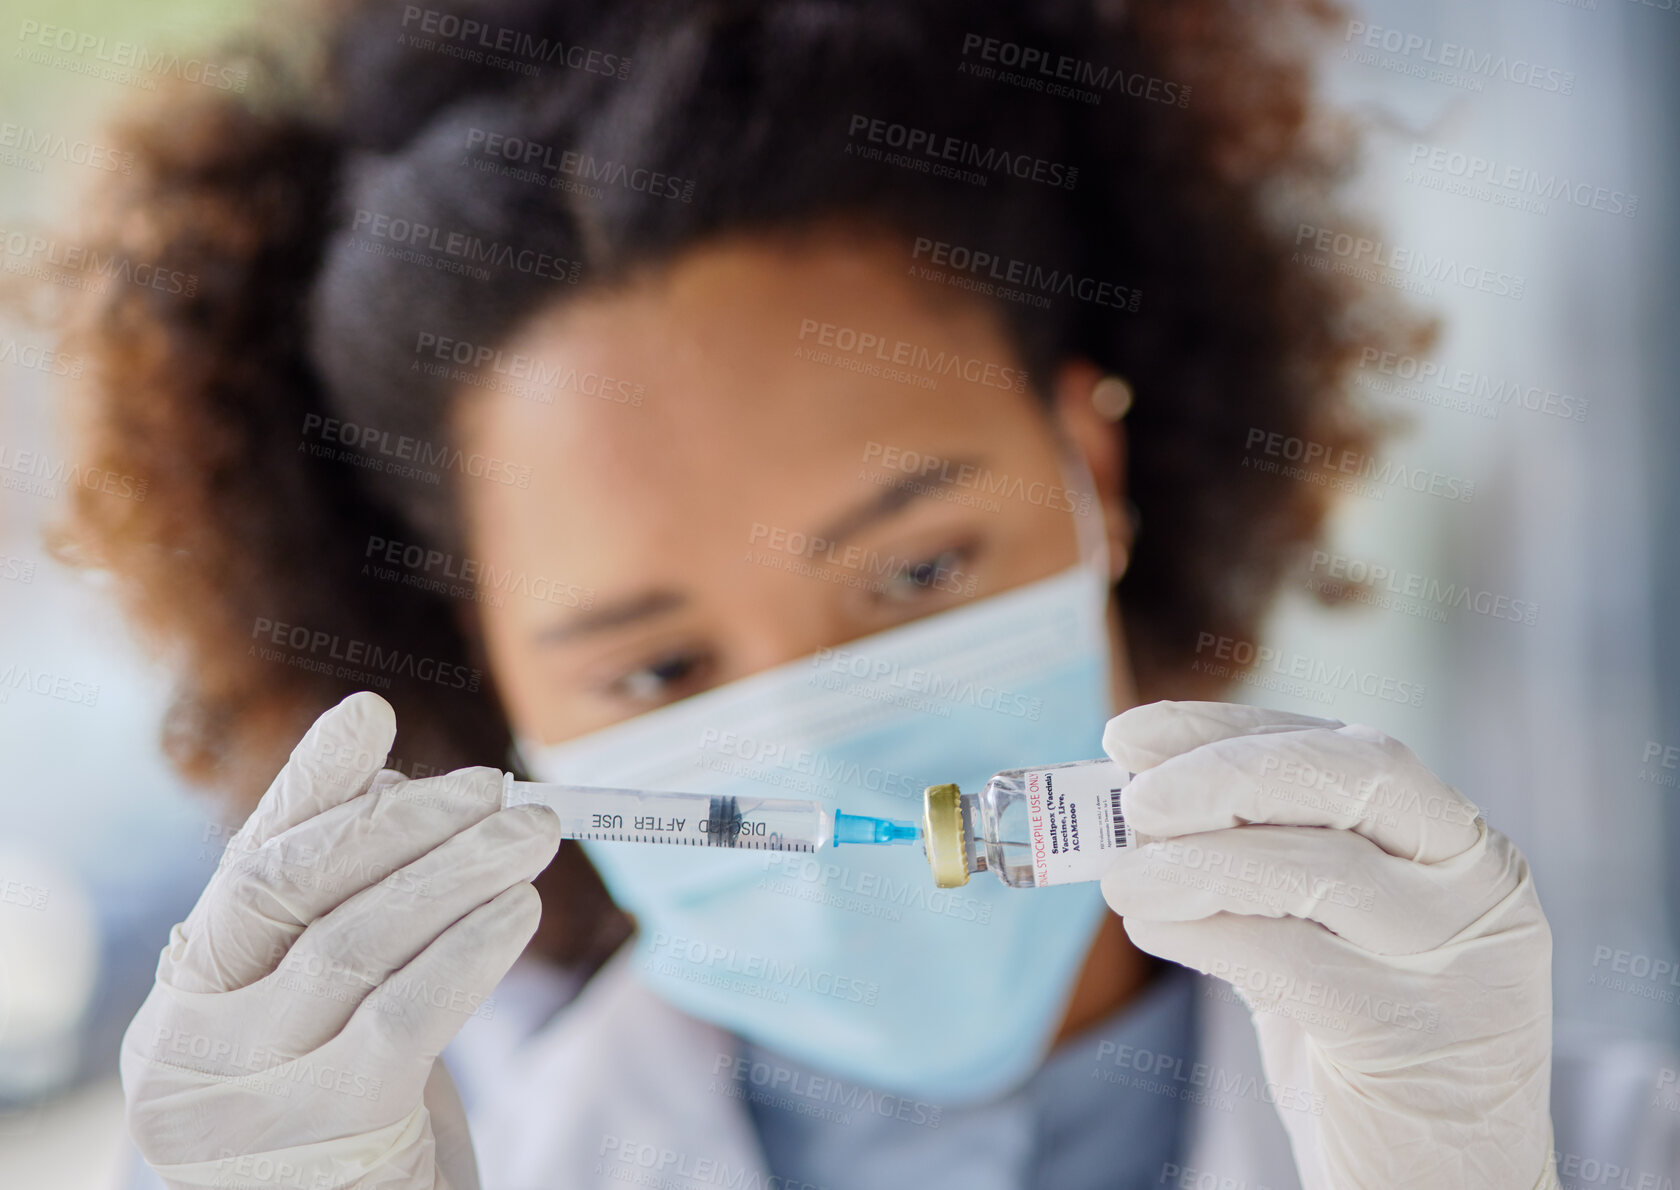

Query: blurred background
1 0 1676 1185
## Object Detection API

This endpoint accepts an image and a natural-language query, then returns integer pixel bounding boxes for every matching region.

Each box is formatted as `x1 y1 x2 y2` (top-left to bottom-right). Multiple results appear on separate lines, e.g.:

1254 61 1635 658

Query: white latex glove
120 691 560 1190
1099 701 1560 1190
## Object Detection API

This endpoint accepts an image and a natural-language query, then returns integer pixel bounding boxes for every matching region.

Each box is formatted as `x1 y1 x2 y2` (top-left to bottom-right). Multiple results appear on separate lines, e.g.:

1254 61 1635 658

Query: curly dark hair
54 0 1428 965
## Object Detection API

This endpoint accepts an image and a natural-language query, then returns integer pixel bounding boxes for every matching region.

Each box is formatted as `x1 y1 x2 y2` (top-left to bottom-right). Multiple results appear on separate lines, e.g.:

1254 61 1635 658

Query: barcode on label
1109 788 1128 847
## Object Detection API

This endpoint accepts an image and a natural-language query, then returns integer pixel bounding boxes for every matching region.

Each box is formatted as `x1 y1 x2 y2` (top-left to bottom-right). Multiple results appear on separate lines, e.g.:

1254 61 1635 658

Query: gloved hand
1099 701 1560 1190
120 691 561 1190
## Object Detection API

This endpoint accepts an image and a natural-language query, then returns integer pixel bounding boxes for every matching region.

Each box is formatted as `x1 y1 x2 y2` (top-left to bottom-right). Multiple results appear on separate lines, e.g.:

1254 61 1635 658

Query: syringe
502 774 921 854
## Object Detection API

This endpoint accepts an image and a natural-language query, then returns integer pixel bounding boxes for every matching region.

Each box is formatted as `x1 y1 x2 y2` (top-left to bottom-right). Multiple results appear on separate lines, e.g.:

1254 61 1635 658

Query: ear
1050 358 1132 580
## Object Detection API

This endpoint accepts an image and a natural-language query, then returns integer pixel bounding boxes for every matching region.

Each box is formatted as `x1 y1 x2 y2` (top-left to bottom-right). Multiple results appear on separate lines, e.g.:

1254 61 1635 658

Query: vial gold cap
921 783 970 888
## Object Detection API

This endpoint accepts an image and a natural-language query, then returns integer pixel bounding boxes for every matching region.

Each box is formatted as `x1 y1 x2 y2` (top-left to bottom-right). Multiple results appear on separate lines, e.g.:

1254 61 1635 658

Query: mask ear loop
1051 430 1123 718
1053 434 1114 584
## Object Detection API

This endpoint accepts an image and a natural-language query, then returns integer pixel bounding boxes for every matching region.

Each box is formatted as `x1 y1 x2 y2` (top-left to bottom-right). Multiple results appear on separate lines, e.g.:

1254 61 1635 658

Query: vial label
1022 759 1133 886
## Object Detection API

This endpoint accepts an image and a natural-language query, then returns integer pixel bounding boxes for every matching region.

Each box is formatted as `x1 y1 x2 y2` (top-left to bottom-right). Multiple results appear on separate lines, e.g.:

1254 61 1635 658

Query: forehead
457 233 1054 542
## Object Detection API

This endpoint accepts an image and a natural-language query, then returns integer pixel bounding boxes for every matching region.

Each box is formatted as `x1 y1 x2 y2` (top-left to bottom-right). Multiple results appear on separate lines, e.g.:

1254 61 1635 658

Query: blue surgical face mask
517 462 1116 1104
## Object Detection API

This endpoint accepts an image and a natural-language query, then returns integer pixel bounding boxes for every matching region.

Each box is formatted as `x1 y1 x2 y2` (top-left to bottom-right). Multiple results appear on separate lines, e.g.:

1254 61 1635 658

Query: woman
59 0 1607 1186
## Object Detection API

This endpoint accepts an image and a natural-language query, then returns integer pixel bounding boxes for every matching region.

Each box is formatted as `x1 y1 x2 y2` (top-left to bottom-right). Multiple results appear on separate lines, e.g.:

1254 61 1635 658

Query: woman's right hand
120 692 560 1190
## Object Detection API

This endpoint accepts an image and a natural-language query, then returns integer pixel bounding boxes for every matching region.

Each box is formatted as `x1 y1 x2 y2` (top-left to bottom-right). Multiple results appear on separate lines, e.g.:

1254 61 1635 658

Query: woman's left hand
1099 701 1560 1190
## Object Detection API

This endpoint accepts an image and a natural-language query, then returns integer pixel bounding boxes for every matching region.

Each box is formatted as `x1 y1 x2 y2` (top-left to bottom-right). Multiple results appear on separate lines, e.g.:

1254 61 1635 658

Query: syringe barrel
503 774 830 851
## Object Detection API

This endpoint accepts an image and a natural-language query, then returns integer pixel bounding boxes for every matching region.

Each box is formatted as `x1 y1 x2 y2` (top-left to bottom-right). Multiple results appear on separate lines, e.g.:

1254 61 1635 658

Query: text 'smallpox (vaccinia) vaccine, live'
920 758 1135 888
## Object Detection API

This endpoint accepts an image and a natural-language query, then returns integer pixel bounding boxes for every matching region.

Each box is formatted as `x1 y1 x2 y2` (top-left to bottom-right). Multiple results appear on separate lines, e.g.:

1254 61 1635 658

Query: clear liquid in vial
973 758 1131 888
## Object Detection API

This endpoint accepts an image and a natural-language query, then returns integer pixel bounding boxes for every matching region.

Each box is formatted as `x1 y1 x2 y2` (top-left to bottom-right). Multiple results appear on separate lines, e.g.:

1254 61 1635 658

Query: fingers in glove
264 804 560 1053
334 882 545 1075
171 766 508 994
240 692 398 847
1100 822 1514 955
1103 701 1343 774
1119 913 1450 1044
1121 725 1482 863
255 765 509 913
1120 911 1548 1064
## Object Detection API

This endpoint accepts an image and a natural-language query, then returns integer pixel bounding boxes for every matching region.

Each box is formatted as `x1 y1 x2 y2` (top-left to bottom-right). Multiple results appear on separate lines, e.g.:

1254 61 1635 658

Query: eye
600 648 716 707
877 542 977 605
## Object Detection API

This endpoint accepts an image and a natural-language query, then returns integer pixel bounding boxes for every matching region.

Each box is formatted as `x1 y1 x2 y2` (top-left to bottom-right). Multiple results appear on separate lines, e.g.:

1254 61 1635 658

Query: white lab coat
468 953 1680 1190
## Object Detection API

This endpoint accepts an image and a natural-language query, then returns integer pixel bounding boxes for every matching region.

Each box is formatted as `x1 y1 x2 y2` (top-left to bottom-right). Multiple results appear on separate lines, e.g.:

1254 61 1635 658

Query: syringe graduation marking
576 831 813 851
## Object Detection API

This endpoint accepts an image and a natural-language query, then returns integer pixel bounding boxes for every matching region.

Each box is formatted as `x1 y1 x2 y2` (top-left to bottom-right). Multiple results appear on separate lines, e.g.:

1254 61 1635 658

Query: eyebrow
809 456 984 545
533 588 686 646
532 455 985 645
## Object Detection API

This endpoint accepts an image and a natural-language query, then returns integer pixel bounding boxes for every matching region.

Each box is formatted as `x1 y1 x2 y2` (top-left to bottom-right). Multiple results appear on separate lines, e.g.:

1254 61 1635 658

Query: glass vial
921 758 1133 889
